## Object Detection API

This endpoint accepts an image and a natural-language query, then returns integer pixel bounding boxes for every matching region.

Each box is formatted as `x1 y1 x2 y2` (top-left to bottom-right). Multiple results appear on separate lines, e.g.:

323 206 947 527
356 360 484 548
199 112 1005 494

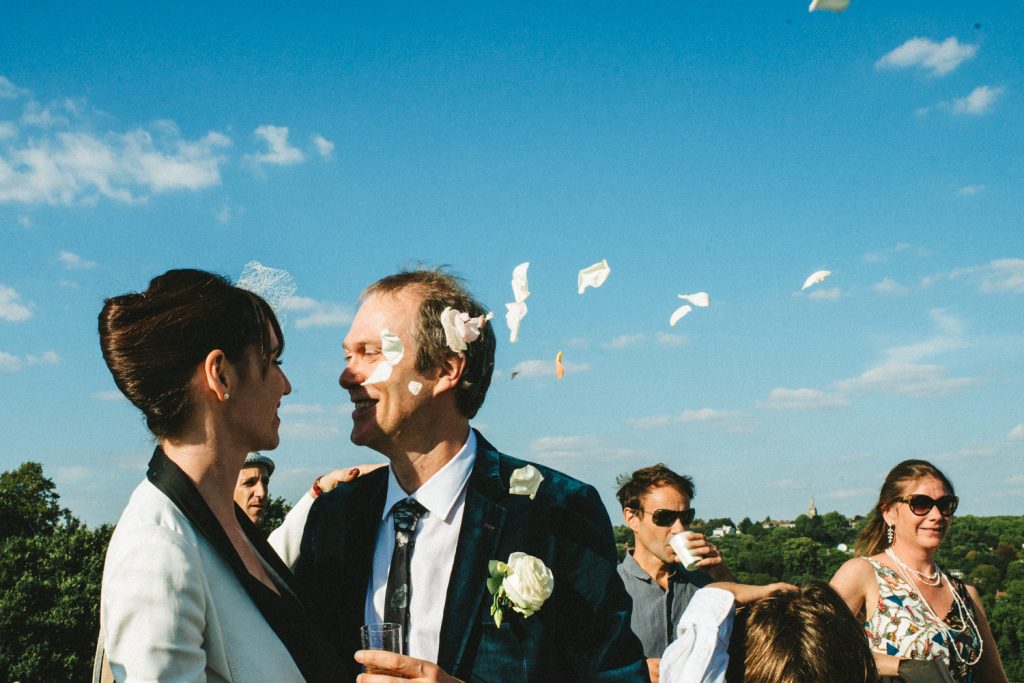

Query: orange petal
555 351 565 379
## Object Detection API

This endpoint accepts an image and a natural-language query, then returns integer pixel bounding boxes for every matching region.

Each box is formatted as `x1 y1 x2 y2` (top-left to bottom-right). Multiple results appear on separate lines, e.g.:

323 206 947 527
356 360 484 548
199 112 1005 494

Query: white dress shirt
364 430 476 663
659 587 735 683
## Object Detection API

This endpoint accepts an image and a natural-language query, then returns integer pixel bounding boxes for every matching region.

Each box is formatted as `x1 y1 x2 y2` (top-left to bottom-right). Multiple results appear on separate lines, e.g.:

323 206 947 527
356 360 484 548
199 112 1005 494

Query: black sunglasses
895 494 959 517
636 508 696 527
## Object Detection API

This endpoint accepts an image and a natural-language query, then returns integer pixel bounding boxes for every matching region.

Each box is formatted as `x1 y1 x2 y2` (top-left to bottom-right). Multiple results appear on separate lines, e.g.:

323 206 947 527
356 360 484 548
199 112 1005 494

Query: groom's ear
431 352 467 397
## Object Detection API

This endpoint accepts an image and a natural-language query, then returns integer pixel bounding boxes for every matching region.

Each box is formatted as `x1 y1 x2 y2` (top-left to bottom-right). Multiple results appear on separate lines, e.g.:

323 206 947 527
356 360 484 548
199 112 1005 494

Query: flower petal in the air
555 351 565 379
669 304 693 327
677 292 710 308
801 270 832 290
578 259 611 294
512 262 530 304
808 0 850 12
505 301 528 344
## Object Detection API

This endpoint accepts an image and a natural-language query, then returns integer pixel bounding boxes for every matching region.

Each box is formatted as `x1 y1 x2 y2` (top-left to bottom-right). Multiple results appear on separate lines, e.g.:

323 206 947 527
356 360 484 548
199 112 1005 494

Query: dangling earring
886 524 894 545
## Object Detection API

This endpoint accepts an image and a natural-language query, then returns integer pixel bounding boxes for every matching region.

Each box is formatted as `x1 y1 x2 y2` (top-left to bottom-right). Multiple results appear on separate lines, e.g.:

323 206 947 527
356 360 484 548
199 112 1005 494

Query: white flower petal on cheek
505 302 528 343
511 262 530 304
577 259 611 294
407 381 422 396
669 304 692 327
361 328 405 386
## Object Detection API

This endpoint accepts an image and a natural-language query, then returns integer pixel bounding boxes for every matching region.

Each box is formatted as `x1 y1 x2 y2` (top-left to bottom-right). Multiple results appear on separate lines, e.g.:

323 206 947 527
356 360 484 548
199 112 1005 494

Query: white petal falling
808 0 850 12
578 259 611 294
669 304 693 327
511 262 530 304
407 381 422 396
505 301 528 343
440 307 468 353
677 292 710 308
801 270 832 290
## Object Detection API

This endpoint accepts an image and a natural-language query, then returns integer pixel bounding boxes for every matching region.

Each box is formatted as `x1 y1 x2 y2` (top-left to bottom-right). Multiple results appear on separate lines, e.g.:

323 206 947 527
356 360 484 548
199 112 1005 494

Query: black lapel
436 433 508 675
146 447 342 681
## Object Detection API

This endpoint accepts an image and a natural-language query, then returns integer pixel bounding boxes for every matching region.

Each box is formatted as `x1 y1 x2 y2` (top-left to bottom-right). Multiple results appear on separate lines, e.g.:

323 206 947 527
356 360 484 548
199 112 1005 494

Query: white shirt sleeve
267 492 315 569
659 587 735 683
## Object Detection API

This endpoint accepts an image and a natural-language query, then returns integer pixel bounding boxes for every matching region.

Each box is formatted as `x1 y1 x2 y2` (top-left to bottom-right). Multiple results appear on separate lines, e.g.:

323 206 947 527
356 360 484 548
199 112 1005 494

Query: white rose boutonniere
508 464 544 499
486 552 554 628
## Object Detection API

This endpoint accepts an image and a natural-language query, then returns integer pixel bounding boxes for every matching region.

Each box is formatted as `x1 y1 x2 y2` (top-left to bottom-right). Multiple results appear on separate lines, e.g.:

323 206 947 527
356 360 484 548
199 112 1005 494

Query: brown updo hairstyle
99 269 284 439
727 581 877 683
853 459 955 556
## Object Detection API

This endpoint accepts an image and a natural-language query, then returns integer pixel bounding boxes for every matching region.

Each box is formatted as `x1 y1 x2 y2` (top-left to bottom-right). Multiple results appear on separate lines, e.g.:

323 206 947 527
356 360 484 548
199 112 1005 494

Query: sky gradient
2 1 1022 527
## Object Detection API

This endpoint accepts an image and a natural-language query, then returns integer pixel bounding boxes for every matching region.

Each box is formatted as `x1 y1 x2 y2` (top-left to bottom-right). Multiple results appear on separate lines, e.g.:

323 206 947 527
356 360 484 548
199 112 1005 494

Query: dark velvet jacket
294 431 649 682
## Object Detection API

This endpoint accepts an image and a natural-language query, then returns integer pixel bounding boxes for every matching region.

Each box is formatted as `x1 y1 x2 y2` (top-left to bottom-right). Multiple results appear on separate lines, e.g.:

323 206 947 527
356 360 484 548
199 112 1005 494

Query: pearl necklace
885 548 983 667
885 547 941 586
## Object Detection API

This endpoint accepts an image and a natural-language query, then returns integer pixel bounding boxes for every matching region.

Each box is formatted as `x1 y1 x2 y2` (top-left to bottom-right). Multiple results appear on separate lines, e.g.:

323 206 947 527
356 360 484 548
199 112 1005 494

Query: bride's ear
203 349 232 402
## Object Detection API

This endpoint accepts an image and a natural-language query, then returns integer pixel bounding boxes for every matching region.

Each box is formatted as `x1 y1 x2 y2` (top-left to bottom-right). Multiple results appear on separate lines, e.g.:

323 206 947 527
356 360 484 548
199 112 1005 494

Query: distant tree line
3 462 1022 680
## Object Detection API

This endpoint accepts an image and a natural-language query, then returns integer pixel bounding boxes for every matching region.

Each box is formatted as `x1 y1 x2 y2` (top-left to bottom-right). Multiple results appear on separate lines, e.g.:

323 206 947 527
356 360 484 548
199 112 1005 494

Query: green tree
988 580 1024 680
0 462 63 537
261 494 292 533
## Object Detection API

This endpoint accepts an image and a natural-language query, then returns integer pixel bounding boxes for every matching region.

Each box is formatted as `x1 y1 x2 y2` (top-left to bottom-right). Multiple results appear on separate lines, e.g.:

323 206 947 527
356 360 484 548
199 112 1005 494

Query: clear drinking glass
360 622 404 674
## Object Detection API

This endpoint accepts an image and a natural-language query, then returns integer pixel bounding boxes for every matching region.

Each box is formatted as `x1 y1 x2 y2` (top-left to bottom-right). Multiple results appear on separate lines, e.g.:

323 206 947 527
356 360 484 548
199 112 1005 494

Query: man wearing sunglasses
616 464 733 668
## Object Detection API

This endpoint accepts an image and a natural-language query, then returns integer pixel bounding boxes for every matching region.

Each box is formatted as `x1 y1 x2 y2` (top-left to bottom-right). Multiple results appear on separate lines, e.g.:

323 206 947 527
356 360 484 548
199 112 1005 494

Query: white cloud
883 309 963 364
93 390 126 401
511 358 590 379
58 250 96 269
1009 424 1024 441
0 285 32 321
312 134 335 158
604 334 646 349
957 185 985 196
0 75 30 100
679 408 740 422
946 259 1024 294
875 37 977 77
863 243 911 263
836 362 974 397
246 125 304 166
808 287 843 300
629 407 747 430
758 387 850 410
0 128 231 205
283 295 353 329
627 414 676 429
872 277 909 296
279 421 341 440
26 350 59 366
655 332 688 347
215 203 243 224
528 434 637 463
0 351 21 371
0 122 16 140
951 86 1005 116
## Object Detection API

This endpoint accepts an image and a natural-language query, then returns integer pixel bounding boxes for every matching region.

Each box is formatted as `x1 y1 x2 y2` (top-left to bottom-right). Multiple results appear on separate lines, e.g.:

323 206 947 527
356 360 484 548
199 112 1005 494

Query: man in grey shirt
616 464 733 666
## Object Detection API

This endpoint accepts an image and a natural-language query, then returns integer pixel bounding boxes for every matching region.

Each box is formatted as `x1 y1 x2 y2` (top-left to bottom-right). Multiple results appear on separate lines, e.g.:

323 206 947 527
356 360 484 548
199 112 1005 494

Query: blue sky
2 1 1022 527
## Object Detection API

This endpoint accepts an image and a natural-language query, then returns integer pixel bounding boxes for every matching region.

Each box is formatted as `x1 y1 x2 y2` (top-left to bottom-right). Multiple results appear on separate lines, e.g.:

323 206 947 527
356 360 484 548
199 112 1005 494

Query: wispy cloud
957 185 985 196
511 358 590 379
629 407 749 432
875 37 977 77
528 434 639 463
93 390 126 401
0 351 21 371
246 125 303 167
934 259 1024 294
808 287 843 300
312 134 335 159
836 362 974 397
0 349 58 371
26 350 59 366
872 277 909 296
757 388 850 411
0 285 33 322
215 202 243 224
0 75 30 100
1009 424 1024 441
863 243 911 263
604 334 646 349
284 295 354 329
951 85 1006 116
0 122 16 140
655 332 688 347
57 250 96 270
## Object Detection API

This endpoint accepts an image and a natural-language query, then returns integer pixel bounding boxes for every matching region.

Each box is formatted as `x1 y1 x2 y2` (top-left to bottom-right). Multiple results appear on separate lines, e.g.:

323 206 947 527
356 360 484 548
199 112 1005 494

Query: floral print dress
862 557 981 683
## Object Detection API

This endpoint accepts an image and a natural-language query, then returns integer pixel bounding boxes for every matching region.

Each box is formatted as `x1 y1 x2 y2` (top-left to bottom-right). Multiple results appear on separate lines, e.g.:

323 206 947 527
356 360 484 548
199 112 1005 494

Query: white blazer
100 479 306 682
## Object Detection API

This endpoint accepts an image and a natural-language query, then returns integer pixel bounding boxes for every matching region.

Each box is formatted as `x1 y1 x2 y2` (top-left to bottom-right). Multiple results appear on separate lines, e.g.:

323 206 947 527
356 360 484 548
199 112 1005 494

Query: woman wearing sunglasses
831 460 1006 682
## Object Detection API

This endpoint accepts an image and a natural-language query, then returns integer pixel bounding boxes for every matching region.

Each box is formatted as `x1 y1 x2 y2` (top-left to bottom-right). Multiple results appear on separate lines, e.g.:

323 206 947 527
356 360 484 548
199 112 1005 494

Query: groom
293 269 648 682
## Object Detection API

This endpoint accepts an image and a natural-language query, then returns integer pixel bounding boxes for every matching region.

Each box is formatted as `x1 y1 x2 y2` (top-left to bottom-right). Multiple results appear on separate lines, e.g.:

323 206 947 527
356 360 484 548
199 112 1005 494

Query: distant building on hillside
808 495 817 519
712 525 737 538
762 519 796 529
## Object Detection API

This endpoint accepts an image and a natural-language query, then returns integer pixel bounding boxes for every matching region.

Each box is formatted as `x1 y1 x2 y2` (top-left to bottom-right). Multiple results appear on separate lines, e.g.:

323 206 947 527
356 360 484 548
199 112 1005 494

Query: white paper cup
669 532 700 571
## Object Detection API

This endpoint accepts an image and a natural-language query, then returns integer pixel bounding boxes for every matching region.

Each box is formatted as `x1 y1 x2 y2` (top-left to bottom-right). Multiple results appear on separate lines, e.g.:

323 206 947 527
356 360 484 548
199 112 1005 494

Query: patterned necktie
384 497 427 653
